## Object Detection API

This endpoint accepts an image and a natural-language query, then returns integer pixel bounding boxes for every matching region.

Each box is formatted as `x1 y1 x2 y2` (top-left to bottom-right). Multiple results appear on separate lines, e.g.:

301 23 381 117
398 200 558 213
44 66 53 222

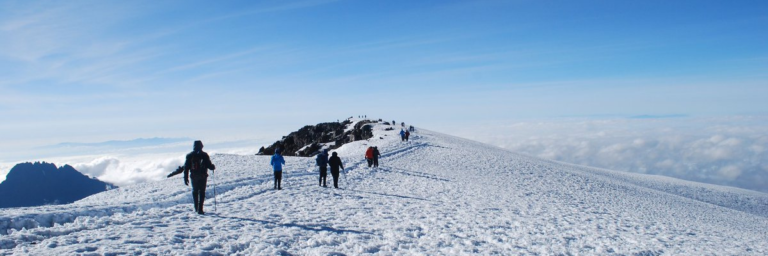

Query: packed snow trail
2 121 767 255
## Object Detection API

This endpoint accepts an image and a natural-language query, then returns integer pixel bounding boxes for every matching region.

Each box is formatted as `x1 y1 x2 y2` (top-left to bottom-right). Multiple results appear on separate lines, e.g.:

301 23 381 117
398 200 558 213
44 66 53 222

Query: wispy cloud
50 137 191 149
157 47 273 74
629 114 689 119
212 0 342 21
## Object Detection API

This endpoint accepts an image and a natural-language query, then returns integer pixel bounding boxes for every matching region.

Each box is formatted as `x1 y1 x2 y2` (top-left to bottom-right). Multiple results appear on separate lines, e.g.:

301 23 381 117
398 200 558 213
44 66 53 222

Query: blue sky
1 1 767 189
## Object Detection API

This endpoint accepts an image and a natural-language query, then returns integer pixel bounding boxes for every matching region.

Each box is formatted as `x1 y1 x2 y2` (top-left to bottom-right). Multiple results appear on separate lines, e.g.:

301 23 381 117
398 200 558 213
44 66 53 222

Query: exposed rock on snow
257 119 378 157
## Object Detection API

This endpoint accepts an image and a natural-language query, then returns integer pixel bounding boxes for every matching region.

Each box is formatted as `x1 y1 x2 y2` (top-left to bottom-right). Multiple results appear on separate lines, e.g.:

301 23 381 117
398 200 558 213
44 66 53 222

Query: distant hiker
400 129 406 141
365 146 374 167
409 125 414 132
184 140 216 214
373 146 381 167
271 148 286 190
405 130 411 141
328 152 345 189
401 122 405 127
316 149 329 187
392 120 395 125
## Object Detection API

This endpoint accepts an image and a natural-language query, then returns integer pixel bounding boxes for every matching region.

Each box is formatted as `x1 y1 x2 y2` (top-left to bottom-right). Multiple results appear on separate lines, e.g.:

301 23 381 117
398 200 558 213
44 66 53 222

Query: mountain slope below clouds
1 121 767 255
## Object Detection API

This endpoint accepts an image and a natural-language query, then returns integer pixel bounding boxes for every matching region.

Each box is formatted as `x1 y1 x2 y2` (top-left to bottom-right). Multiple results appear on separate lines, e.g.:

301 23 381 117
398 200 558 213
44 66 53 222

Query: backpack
189 152 206 177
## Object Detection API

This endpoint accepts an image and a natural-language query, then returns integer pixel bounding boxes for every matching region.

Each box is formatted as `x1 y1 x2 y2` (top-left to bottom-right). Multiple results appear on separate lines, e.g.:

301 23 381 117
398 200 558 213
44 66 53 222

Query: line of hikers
170 140 348 214
173 121 416 214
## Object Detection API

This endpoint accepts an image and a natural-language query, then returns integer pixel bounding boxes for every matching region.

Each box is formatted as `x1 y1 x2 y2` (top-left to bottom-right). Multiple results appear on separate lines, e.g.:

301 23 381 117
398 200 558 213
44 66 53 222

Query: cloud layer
451 116 768 193
0 139 267 187
73 155 183 186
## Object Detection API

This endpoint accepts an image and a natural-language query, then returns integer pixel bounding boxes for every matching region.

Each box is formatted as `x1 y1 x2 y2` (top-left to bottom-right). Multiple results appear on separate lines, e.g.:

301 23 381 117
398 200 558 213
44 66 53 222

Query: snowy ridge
2 122 767 255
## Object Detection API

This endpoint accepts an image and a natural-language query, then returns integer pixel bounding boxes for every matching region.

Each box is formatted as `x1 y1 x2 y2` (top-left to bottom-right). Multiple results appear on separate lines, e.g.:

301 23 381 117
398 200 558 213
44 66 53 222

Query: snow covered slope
2 121 767 255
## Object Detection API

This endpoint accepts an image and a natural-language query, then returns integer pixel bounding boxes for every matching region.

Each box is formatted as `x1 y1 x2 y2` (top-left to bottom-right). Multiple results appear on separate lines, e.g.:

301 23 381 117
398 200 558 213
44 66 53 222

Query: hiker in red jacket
365 146 374 167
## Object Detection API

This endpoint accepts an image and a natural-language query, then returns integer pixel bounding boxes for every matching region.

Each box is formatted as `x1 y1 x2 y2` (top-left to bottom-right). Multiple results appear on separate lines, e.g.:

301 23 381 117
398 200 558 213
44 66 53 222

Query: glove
210 164 216 171
184 178 189 186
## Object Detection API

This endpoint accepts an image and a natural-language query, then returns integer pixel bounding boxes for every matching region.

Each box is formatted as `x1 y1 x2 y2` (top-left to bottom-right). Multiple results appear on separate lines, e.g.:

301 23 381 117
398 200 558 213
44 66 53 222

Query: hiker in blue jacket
400 129 406 141
316 149 329 187
271 148 286 190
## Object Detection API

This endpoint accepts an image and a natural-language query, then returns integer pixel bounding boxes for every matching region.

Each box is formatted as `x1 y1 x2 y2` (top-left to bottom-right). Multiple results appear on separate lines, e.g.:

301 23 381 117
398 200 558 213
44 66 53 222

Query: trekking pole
213 170 217 212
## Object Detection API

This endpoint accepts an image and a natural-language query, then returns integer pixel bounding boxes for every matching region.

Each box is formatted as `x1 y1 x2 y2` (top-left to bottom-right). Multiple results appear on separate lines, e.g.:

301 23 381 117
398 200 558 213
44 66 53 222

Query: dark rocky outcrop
257 120 377 157
0 162 116 208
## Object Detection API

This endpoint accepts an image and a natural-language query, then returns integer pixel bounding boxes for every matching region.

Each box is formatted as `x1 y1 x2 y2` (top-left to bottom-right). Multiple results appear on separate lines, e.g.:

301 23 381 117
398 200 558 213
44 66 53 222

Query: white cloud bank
68 143 264 187
72 155 184 186
0 140 267 187
450 115 768 193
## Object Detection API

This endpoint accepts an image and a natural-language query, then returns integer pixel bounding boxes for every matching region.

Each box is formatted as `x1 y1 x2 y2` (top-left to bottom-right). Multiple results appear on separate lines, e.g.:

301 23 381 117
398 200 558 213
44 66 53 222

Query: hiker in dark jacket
405 130 411 141
316 149 329 187
328 152 345 189
184 140 216 214
373 146 381 167
271 148 286 190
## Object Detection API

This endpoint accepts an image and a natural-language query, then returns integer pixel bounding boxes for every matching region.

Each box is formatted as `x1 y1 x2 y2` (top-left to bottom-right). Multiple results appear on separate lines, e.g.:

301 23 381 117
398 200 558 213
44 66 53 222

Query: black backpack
189 152 206 177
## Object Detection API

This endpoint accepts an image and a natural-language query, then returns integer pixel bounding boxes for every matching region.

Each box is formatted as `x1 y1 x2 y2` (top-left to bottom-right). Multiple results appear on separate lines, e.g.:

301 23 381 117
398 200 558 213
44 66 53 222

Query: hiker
328 152 345 189
405 130 411 141
373 146 381 167
401 122 405 127
409 125 414 132
365 146 374 167
392 120 395 125
183 140 216 214
271 148 285 190
400 129 406 141
316 149 329 187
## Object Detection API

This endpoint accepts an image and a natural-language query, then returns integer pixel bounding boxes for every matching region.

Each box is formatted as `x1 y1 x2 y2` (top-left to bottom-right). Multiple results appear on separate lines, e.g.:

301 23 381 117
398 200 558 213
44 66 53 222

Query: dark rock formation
257 120 377 157
0 162 116 208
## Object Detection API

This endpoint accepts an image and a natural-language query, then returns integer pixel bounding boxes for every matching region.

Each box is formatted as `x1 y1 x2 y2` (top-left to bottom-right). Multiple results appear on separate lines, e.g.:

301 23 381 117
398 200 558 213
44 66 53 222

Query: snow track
2 122 767 255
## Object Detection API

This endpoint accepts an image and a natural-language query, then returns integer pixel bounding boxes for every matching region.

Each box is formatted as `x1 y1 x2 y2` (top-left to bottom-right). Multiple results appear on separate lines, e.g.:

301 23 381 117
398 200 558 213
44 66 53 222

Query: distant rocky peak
257 119 379 157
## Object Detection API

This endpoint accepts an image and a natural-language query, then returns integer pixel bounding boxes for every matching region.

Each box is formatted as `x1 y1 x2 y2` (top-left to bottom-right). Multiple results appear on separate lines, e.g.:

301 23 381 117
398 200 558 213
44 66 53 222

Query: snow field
1 121 767 255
